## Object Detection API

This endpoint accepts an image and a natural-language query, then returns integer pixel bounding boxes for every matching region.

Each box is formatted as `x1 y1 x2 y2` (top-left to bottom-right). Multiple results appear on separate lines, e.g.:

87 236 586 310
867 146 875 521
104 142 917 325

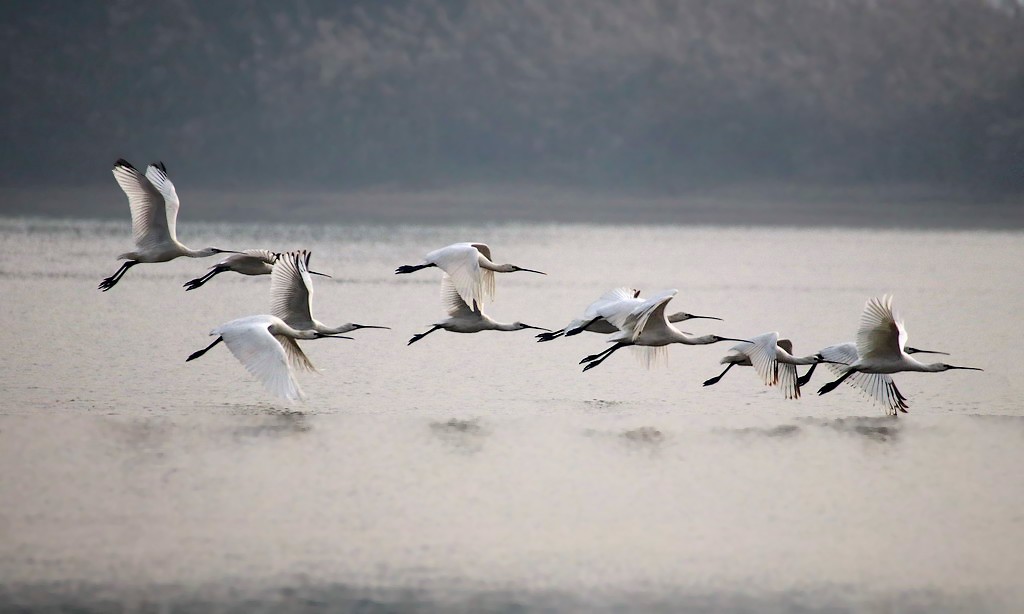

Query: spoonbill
271 250 389 335
183 250 332 291
407 274 550 345
816 295 981 415
186 315 350 402
395 242 545 308
796 344 948 388
579 289 747 372
99 159 237 291
537 287 721 342
702 332 829 399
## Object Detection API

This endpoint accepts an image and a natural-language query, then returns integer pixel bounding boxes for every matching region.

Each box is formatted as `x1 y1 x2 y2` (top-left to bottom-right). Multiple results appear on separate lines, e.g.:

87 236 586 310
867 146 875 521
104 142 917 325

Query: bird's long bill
309 270 332 278
723 337 752 343
315 334 354 339
949 365 983 371
522 325 552 332
517 267 547 275
906 346 949 355
213 248 242 254
353 324 391 330
688 314 723 321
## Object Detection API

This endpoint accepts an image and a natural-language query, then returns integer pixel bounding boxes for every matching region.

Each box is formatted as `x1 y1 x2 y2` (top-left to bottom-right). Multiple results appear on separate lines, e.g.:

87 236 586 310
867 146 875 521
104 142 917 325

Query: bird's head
711 335 750 344
512 266 546 275
203 247 240 257
514 322 551 332
935 363 983 372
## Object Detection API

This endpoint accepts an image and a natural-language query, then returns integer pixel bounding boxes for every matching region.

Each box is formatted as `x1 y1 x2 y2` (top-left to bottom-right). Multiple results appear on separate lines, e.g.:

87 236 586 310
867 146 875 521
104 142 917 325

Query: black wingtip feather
114 158 137 171
152 161 167 174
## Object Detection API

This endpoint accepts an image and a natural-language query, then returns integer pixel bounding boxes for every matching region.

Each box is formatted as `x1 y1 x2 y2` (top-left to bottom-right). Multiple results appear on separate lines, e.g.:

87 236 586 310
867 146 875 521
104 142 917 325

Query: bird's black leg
407 325 442 345
582 343 626 372
183 266 227 291
564 317 601 336
580 343 619 364
817 369 856 396
797 362 818 387
395 263 437 275
536 328 566 342
186 336 224 362
98 260 139 291
703 362 735 386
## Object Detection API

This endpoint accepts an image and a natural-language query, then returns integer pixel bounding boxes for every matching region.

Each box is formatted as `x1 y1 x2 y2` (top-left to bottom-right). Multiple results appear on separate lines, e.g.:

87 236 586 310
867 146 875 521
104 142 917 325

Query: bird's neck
786 354 820 366
494 322 520 332
320 323 353 335
182 245 209 258
480 261 514 272
680 334 717 345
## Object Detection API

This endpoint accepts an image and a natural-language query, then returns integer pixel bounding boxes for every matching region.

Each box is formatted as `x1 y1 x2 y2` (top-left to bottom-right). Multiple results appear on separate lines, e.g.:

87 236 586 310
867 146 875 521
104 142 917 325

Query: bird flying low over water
815 295 981 415
579 289 748 372
271 250 389 335
395 242 545 309
407 274 550 345
186 315 352 402
537 287 722 342
99 159 238 291
702 331 830 399
184 249 281 290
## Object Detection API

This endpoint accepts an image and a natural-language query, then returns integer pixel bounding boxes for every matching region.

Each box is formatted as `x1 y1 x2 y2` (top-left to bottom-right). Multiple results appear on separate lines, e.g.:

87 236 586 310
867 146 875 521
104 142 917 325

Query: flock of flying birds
99 159 982 414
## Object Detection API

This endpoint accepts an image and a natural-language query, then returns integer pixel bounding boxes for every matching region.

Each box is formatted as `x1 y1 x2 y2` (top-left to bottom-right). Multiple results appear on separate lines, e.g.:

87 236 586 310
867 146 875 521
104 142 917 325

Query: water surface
1 218 1022 612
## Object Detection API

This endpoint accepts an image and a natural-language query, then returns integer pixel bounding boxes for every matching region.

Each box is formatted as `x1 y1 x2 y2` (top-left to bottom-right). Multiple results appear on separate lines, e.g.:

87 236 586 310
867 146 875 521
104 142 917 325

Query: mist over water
1 217 1022 611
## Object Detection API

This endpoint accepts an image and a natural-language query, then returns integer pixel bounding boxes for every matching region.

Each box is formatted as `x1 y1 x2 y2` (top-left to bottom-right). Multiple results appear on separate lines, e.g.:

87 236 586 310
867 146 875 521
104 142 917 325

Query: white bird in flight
796 344 947 388
184 249 280 290
407 274 550 345
702 331 828 399
816 295 981 414
99 159 238 291
271 250 389 335
537 287 722 342
185 315 351 402
579 289 748 371
395 242 545 308
182 249 333 291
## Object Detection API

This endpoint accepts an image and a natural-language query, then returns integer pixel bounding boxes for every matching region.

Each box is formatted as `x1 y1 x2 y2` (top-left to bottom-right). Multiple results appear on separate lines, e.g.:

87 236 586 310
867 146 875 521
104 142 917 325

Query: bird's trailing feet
580 343 625 372
702 363 735 387
395 263 437 275
98 260 139 291
817 369 855 396
408 325 442 345
536 329 566 342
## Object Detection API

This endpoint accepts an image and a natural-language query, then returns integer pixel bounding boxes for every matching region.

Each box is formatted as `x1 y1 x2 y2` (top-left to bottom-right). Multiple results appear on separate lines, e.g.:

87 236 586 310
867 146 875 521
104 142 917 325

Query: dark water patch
429 418 488 454
798 416 903 443
715 424 802 439
0 580 1014 614
231 413 312 441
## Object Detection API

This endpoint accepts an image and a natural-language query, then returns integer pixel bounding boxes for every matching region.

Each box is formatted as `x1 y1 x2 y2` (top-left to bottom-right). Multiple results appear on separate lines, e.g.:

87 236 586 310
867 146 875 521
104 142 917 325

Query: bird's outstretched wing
144 162 181 242
778 362 801 399
219 321 305 402
857 295 905 361
821 342 908 414
273 334 318 373
563 288 638 334
627 289 677 342
271 250 316 330
427 243 492 308
111 159 173 251
441 274 477 317
745 332 781 387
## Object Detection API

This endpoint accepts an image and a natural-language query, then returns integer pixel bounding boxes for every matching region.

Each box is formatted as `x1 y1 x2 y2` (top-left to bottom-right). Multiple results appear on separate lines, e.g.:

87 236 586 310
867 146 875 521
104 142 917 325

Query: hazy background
2 0 1023 225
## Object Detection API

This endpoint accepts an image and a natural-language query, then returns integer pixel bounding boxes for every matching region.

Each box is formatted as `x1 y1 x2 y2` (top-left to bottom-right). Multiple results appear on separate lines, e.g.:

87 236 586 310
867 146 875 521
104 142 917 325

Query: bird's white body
100 160 234 290
397 242 545 309
271 250 388 335
407 275 548 344
183 249 279 290
711 332 821 399
213 249 279 276
816 295 981 414
200 315 320 402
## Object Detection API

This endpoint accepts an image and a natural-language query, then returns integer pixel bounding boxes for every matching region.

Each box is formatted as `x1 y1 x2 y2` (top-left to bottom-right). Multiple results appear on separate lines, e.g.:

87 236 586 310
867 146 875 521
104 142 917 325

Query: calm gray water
1 217 1023 612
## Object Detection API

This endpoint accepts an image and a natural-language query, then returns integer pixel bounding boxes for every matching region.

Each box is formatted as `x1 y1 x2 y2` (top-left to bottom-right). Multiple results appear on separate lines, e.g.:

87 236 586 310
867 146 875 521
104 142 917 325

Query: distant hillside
2 0 1022 197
